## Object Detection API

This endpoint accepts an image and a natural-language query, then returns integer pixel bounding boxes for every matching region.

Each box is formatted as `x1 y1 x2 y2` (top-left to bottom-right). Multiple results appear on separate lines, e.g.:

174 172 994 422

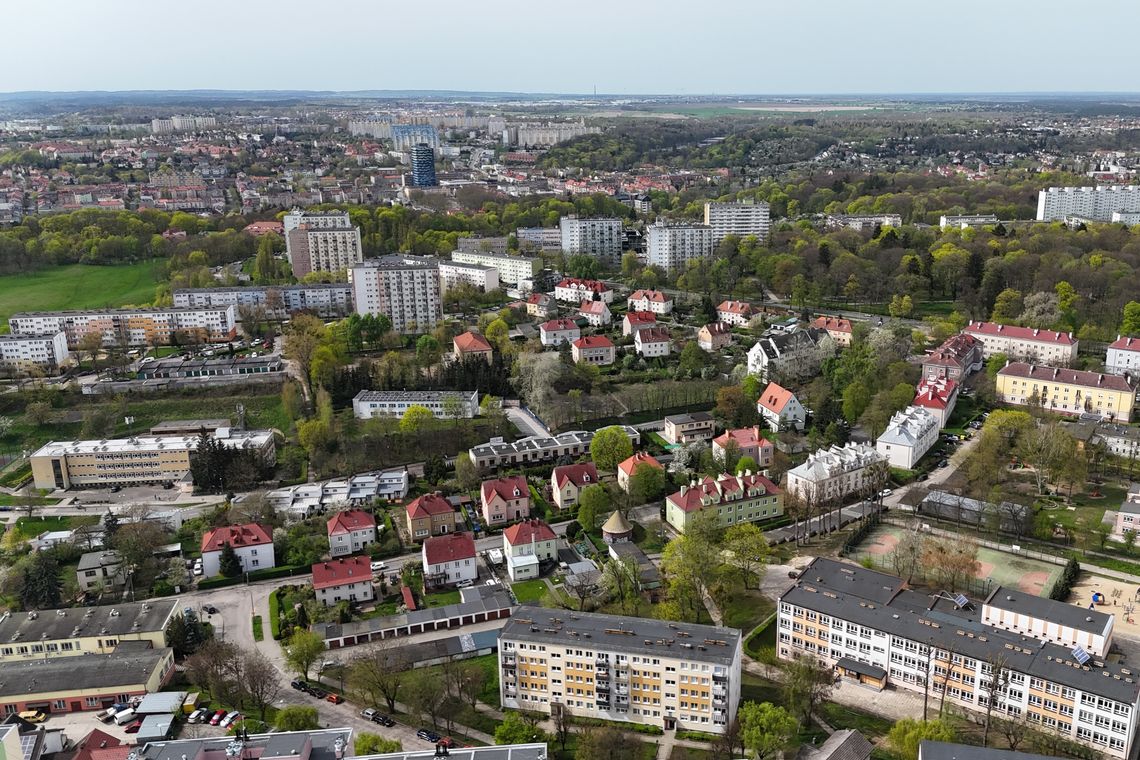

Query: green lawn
12 515 98 540
0 261 163 328
819 702 894 738
0 494 60 507
719 587 774 633
511 579 548 603
251 616 264 641
424 589 461 607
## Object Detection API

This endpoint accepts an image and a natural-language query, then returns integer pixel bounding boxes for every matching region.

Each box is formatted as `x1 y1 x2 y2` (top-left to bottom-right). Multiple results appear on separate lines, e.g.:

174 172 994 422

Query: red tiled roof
73 729 126 760
913 377 958 410
541 318 579 332
573 335 614 349
526 293 550 305
327 508 376 535
618 451 663 476
423 532 476 565
553 462 599 488
625 311 657 326
713 426 772 451
964 321 1075 345
637 327 671 344
580 301 609 315
811 316 853 333
201 522 272 553
482 475 529 504
758 382 796 415
453 331 493 353
996 362 1133 391
629 289 670 303
311 556 371 589
557 278 610 293
717 300 753 315
406 493 454 519
503 518 557 545
1111 335 1140 351
701 322 732 336
667 472 781 513
926 333 982 366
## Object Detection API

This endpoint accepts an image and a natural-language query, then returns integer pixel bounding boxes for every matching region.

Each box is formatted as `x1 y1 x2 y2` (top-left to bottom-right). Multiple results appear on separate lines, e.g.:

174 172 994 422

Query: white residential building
0 332 70 373
540 318 581 347
747 328 833 383
1037 185 1140 222
1107 336 1140 377
627 290 673 315
173 284 354 319
451 250 540 286
438 261 500 293
352 389 478 419
312 556 375 607
422 532 478 587
283 209 352 233
326 509 379 557
756 382 807 432
579 300 612 326
646 221 714 270
785 442 887 503
635 327 672 357
502 519 557 581
875 406 939 469
350 259 442 334
199 523 275 578
704 200 771 243
554 278 613 304
9 307 236 349
939 214 999 229
559 216 623 263
515 227 562 250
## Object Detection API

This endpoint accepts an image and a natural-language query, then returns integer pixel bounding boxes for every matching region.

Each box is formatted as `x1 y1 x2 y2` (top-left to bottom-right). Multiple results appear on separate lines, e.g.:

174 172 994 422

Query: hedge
196 564 310 591
568 716 663 735
675 730 718 743
269 589 282 640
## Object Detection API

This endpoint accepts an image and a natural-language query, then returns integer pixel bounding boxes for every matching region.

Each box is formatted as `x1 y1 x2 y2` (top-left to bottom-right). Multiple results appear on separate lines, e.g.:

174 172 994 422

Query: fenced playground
848 523 1063 597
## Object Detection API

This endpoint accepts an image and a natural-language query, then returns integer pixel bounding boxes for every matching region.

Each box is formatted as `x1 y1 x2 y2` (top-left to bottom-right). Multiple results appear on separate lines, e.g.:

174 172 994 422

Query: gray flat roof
918 741 1057 760
664 412 714 425
357 744 548 760
135 692 186 715
0 647 170 699
501 605 740 666
139 729 353 760
983 586 1112 636
0 599 179 642
313 587 513 641
353 390 477 403
77 551 121 572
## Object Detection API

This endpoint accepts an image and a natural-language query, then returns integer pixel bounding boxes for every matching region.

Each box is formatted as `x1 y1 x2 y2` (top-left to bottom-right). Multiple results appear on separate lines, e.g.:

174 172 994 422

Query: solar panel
1073 646 1091 665
954 594 969 608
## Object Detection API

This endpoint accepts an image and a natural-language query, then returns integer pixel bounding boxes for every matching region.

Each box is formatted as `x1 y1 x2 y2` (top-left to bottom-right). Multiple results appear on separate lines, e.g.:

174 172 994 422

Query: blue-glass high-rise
411 143 437 187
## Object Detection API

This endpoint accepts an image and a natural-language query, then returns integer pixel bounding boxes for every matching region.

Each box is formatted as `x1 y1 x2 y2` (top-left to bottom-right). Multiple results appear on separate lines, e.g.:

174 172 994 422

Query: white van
113 708 136 725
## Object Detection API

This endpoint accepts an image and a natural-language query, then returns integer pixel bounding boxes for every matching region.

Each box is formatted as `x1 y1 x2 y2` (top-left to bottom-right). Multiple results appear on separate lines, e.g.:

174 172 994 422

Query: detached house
623 311 657 337
551 462 599 511
554 278 613 304
526 293 554 319
540 318 581 347
503 519 558 581
200 523 274 578
327 508 378 557
712 426 774 467
922 334 983 381
572 335 616 366
579 300 612 327
698 322 732 352
717 300 754 326
617 451 664 493
422 532 477 587
481 475 531 526
665 471 783 533
810 316 854 347
662 412 716 445
312 556 375 607
912 377 958 428
757 382 807 431
627 289 673 315
405 493 457 540
453 331 494 364
635 327 672 357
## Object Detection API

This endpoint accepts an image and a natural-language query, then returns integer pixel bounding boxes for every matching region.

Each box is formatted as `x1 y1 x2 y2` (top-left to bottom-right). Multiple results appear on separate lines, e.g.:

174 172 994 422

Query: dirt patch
976 561 995 579
1018 571 1051 594
864 533 900 556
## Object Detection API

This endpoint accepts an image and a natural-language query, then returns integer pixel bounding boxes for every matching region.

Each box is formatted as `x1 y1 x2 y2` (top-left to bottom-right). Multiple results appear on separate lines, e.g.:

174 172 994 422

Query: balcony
502 653 516 665
713 673 728 684
713 694 727 706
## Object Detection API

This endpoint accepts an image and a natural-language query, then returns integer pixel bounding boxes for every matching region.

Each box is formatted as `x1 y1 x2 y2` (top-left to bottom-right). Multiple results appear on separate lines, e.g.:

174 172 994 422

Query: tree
404 671 447 729
578 485 610 526
888 293 914 318
782 655 834 724
991 288 1023 323
242 648 281 721
627 463 667 505
275 705 320 731
1017 423 1077 495
601 556 640 614
1121 300 1140 335
454 455 482 490
285 630 326 681
454 661 488 709
887 719 955 760
724 523 770 588
399 405 435 434
355 735 403 755
218 542 242 578
21 552 62 610
563 568 599 610
715 385 748 428
349 640 410 712
165 612 205 657
738 702 798 760
735 455 758 474
25 401 51 425
495 711 548 745
590 426 633 472
679 341 709 375
575 726 640 760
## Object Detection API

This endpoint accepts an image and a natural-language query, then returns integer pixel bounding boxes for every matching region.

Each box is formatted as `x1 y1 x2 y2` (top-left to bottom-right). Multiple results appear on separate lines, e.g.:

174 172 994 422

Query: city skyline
3 0 1138 95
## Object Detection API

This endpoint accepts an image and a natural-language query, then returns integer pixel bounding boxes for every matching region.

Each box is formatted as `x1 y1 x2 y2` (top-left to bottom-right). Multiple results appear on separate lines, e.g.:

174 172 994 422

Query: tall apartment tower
703 200 771 244
411 143 438 187
559 215 623 264
286 224 364 279
646 221 714 270
350 258 442 334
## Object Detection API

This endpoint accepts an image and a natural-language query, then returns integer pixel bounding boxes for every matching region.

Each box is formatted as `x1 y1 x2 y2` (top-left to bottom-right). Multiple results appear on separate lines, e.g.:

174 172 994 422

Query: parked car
204 604 219 615
361 708 378 721
372 714 395 727
208 709 227 726
291 680 308 691
437 738 456 749
220 711 242 728
17 710 46 723
188 708 210 724
878 488 893 498
417 730 441 743
370 561 388 572
326 694 344 705
124 720 143 734
456 580 474 589
309 688 328 699
113 709 137 726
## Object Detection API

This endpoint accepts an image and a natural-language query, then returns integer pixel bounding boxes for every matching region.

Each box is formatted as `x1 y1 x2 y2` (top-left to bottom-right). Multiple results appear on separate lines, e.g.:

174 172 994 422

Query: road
504 406 551 438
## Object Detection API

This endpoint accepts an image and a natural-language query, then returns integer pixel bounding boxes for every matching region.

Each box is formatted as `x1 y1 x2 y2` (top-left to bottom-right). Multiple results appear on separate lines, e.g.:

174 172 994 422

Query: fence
853 551 997 598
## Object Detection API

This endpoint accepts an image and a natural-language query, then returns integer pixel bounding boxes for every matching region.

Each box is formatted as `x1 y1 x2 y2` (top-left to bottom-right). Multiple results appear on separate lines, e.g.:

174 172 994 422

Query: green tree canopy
590 426 633 472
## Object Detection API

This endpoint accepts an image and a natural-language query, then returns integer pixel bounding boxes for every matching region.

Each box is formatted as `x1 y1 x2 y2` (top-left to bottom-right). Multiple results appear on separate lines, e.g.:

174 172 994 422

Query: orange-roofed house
453 331 493 364
698 322 733 352
551 462 599 511
572 335 616 366
717 300 754 326
481 475 531 526
312 556 375 606
503 519 558 580
757 381 807 431
243 220 284 237
617 451 663 493
422 532 477 586
665 472 783 533
405 493 457 540
712 426 774 468
810 316 854 347
200 522 275 578
327 508 378 557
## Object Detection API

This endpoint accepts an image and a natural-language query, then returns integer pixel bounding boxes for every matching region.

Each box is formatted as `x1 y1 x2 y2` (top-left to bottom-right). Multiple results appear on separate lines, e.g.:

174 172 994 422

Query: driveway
504 406 551 438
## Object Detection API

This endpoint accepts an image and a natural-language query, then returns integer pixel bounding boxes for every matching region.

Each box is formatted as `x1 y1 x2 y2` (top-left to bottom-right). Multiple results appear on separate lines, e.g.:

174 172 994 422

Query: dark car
417 730 441 743
204 604 219 615
291 680 307 691
373 714 395 727
310 688 328 699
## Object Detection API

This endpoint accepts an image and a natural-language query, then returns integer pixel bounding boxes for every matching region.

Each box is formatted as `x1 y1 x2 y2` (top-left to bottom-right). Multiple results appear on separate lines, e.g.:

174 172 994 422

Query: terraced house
665 471 783 533
779 558 1139 758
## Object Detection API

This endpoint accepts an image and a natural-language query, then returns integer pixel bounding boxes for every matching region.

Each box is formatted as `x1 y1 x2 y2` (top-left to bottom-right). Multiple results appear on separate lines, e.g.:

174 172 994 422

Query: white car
456 580 474 589
879 488 893 498
370 561 388 572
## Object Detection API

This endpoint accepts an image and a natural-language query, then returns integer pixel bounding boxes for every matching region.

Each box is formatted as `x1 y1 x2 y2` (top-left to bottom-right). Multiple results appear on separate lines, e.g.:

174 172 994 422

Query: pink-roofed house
717 300 754 326
627 289 674 315
481 475 531 526
623 310 657 337
579 300 612 327
712 426 774 468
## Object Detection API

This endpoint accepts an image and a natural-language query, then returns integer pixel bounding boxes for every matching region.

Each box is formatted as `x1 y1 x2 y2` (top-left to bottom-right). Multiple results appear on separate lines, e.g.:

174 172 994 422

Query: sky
3 0 1137 95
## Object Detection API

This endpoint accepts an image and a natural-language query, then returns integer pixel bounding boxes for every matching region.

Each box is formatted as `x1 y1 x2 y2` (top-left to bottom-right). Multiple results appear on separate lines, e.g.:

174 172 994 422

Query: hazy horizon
4 0 1137 95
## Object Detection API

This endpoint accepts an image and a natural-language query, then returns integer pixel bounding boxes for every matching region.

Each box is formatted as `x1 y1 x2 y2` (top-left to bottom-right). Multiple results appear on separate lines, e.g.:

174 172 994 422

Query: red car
208 709 227 726
124 720 143 734
438 738 456 749
326 693 344 704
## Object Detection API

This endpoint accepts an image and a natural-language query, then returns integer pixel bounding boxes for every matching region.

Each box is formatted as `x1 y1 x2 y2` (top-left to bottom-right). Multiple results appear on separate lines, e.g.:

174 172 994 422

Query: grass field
0 262 163 328
510 579 547 603
12 515 98 540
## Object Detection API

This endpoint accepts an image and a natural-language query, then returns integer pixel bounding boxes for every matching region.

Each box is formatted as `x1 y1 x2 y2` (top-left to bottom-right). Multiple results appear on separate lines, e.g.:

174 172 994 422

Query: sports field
852 524 1062 596
0 261 161 327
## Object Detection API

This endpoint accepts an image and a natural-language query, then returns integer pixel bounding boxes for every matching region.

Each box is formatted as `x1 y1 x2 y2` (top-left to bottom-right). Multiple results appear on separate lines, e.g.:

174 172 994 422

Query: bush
197 564 309 591
568 715 664 735
1049 557 1081 600
269 589 282 640
565 521 582 540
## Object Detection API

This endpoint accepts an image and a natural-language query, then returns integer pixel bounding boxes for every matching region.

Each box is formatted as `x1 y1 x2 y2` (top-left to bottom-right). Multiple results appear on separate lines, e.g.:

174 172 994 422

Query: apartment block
30 429 275 490
665 471 783 533
456 236 510 255
779 558 1139 758
499 608 742 733
9 307 236 349
350 259 441 334
351 389 478 419
963 321 1078 366
560 216 623 263
825 213 902 231
326 508 378 557
1107 336 1140 377
785 443 886 503
439 260 499 293
516 227 563 250
469 427 640 470
283 209 352 233
646 221 714 270
287 225 363 278
1037 185 1140 222
940 214 999 229
703 200 770 243
451 250 540 286
875 406 939 469
923 334 984 381
662 412 715 445
0 332 70 373
172 284 354 319
995 362 1135 423
0 599 179 663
